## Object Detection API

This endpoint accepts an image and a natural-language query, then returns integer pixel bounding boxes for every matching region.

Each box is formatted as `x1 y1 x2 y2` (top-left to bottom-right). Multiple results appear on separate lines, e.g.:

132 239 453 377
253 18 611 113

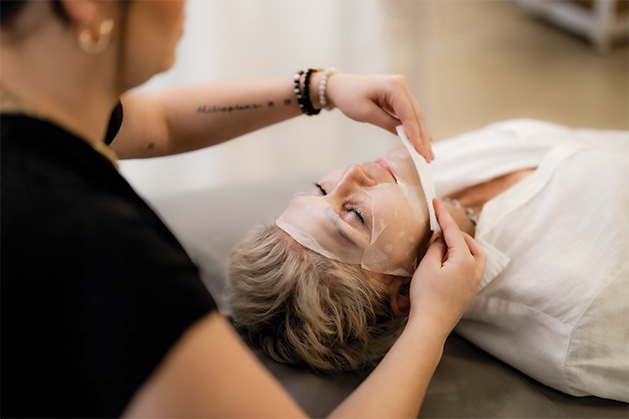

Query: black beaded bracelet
294 68 322 116
302 68 321 116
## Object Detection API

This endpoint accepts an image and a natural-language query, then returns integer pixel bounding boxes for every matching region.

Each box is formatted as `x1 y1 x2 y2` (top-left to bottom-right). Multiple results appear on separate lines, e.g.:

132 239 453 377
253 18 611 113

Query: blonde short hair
225 223 407 374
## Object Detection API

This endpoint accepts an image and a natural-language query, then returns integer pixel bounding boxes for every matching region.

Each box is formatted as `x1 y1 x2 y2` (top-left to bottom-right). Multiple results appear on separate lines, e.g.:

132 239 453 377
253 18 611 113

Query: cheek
371 193 428 256
147 0 185 23
362 185 431 275
161 1 186 35
371 188 427 234
119 1 185 89
378 204 424 244
151 1 185 50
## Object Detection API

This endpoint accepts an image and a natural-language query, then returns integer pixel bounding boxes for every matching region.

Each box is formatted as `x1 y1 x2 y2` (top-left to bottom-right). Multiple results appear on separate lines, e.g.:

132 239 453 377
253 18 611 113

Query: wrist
407 306 456 345
308 71 323 110
312 68 337 111
293 68 337 115
399 315 448 361
293 68 321 116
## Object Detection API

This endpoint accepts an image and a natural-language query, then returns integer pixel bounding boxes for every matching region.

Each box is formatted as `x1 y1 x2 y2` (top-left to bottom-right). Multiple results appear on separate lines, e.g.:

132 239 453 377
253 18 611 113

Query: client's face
276 147 430 277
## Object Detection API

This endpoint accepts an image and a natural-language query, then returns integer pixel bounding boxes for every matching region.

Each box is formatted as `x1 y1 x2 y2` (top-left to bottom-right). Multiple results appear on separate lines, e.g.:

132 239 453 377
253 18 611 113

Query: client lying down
225 119 628 402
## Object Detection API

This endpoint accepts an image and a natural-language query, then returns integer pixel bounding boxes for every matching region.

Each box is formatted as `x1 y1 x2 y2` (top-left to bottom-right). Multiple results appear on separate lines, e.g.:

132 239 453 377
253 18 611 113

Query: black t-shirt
1 111 217 417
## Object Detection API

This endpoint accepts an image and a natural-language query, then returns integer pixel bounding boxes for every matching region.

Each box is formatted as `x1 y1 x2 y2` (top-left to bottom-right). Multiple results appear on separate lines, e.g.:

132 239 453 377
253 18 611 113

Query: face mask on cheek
276 181 429 277
360 182 429 276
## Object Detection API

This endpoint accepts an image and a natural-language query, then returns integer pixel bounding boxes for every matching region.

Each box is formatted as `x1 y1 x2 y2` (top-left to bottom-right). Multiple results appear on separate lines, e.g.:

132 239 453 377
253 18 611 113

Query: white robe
431 119 629 401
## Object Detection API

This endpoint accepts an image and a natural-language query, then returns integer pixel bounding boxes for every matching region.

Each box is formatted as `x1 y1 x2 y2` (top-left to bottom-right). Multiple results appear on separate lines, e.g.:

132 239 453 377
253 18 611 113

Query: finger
461 234 486 287
400 120 432 163
400 118 429 162
384 87 428 160
367 105 404 137
405 91 433 162
462 233 487 267
395 86 431 162
433 199 468 252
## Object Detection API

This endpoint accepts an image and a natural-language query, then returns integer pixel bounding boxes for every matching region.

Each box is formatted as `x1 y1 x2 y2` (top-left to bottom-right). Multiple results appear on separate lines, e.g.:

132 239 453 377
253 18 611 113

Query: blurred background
119 0 628 198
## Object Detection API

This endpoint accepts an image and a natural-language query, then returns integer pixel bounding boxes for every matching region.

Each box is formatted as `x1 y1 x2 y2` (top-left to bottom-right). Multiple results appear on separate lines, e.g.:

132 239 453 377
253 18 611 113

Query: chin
125 59 176 91
162 54 177 72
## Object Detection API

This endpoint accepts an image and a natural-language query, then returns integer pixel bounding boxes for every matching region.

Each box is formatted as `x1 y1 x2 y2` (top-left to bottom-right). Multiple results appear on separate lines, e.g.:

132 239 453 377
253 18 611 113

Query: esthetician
1 1 485 417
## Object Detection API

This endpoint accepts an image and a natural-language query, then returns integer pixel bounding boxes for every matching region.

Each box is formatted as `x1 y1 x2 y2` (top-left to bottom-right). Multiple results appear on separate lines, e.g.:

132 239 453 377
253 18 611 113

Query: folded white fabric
431 119 629 402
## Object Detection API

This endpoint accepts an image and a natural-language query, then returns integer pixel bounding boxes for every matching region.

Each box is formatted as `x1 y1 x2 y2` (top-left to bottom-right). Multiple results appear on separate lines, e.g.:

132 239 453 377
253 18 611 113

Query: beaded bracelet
293 70 306 113
302 68 322 116
294 68 323 116
319 68 337 110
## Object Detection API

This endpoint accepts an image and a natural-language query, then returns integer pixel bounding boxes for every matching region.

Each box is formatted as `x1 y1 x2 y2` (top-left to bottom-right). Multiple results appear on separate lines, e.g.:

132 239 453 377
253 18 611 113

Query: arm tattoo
196 98 293 114
196 103 262 113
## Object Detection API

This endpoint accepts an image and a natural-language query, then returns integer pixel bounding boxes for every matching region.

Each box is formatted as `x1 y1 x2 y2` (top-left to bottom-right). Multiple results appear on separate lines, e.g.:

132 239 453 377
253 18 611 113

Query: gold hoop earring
78 19 114 54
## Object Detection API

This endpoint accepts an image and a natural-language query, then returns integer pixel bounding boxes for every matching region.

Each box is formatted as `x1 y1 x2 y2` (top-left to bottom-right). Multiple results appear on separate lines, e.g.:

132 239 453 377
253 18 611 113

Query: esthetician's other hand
323 73 434 162
408 199 486 339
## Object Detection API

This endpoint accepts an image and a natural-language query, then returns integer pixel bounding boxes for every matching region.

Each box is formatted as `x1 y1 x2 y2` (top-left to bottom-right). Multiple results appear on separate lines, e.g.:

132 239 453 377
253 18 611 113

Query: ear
58 0 102 28
389 278 411 318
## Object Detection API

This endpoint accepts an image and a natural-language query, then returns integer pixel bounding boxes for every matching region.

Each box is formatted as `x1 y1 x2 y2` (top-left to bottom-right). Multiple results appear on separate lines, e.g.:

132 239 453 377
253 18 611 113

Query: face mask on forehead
276 126 439 277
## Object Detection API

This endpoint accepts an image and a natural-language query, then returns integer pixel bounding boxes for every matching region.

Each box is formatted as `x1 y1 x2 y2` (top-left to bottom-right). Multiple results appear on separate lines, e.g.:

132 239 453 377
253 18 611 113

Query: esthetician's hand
322 73 434 162
408 199 486 339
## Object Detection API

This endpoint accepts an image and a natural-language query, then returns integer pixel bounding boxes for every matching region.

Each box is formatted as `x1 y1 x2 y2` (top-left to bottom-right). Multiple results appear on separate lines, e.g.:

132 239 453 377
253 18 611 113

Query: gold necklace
443 198 479 226
92 141 119 169
0 85 41 118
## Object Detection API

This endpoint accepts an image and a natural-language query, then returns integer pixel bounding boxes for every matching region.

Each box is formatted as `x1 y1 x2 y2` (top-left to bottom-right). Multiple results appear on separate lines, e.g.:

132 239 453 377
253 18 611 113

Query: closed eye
315 183 368 229
314 183 327 196
344 205 365 226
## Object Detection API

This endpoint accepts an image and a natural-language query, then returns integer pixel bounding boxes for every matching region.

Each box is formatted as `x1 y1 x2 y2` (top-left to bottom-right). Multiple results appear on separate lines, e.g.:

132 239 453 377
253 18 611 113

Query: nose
329 164 376 196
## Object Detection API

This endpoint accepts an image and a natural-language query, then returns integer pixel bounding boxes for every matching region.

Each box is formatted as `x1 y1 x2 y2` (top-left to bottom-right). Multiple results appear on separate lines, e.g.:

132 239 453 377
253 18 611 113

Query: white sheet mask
395 126 441 234
276 127 438 276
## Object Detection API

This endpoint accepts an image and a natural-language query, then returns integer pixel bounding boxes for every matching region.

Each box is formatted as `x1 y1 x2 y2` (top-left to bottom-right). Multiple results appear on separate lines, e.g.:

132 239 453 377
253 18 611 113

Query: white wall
119 0 401 198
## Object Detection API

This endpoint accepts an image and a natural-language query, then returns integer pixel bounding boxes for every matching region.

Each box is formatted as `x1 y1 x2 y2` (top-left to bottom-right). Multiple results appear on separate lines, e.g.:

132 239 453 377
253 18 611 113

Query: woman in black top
1 1 486 417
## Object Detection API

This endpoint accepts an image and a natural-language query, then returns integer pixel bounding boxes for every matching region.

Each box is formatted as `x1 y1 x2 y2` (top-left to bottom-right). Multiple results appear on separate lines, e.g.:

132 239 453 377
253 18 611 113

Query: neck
0 3 120 147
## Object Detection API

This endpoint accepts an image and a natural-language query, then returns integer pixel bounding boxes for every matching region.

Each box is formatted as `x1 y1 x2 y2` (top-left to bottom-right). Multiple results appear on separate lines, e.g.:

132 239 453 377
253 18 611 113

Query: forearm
329 317 447 419
123 312 308 418
112 77 306 159
111 72 437 162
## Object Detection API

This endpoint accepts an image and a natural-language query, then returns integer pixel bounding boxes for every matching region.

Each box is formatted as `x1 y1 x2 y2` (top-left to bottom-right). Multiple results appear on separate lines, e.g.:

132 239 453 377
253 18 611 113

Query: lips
375 159 397 183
